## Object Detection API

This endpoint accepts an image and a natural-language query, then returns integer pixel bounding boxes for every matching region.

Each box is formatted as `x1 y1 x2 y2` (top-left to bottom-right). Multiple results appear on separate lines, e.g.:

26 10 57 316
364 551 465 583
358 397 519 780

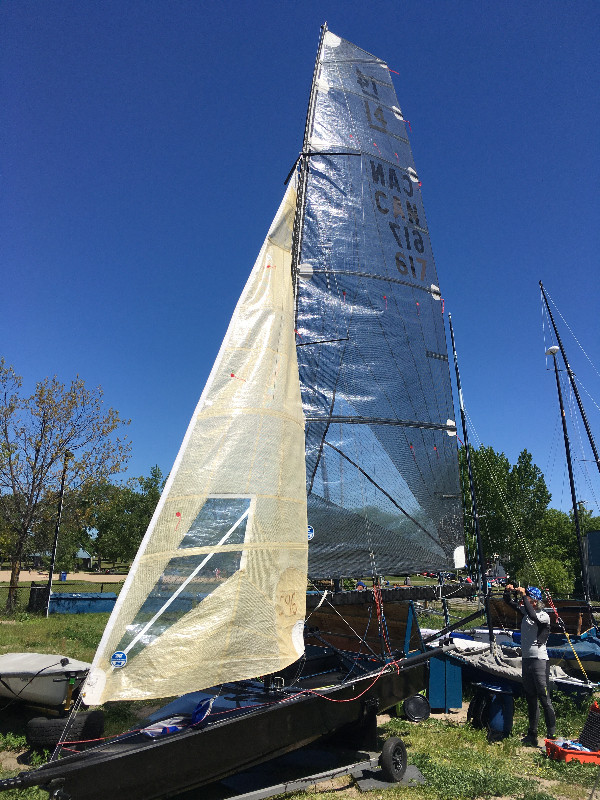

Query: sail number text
370 160 427 282
354 65 428 284
279 591 297 616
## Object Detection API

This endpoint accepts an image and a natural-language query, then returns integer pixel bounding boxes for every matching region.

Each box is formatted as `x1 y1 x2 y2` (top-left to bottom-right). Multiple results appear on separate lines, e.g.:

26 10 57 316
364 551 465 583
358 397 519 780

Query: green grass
277 711 599 800
276 688 600 800
381 713 597 800
0 613 109 661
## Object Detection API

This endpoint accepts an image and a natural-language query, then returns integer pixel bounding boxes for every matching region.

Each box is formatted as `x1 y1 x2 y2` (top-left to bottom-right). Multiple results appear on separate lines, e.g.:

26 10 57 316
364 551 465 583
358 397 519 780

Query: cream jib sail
85 184 307 704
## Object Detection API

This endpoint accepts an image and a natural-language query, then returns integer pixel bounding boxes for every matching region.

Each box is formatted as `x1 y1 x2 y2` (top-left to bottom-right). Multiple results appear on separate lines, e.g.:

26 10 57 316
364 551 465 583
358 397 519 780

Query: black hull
10 650 428 800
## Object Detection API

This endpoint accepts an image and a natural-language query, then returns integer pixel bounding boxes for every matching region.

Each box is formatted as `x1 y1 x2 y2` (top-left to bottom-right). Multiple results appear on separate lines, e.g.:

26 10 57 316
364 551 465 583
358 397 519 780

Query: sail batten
305 416 456 431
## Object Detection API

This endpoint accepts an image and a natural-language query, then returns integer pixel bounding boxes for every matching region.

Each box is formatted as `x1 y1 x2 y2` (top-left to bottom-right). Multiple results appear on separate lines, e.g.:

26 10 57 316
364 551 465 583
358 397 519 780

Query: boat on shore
0 653 90 709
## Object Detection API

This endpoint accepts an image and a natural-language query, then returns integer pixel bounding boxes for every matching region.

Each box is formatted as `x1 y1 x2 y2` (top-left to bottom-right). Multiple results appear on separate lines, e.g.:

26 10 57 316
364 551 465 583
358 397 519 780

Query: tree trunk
6 552 22 613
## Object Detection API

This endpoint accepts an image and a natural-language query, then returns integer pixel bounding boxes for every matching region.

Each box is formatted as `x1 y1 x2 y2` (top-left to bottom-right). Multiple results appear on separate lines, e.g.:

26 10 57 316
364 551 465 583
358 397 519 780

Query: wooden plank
307 600 422 655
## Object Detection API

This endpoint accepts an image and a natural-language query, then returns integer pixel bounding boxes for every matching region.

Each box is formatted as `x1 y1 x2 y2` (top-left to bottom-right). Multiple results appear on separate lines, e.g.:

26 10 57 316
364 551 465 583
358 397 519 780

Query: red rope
372 584 393 657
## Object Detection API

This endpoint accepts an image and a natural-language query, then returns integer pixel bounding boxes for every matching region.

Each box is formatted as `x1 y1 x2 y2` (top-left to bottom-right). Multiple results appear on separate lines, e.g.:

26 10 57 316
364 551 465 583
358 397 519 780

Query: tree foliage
516 556 575 597
0 360 131 610
460 443 597 598
460 445 550 578
84 466 164 567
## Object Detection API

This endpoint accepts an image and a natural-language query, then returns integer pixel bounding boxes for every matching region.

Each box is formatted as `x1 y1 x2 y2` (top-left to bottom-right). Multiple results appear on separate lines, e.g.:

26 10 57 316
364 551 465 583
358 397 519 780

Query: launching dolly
181 737 420 800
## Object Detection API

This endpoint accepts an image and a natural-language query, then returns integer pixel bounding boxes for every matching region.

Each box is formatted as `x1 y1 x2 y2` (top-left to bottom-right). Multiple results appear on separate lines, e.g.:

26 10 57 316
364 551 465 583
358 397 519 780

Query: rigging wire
575 375 600 417
305 580 381 659
544 285 600 382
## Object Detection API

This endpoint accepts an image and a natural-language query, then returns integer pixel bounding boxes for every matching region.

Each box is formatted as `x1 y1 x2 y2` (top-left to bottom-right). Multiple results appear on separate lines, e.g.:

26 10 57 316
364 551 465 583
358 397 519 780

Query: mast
546 345 592 604
291 22 328 293
540 281 600 477
448 314 494 647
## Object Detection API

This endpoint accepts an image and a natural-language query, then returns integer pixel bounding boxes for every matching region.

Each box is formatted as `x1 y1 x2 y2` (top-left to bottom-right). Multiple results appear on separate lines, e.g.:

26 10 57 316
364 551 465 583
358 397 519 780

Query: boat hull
0 653 90 708
14 653 426 800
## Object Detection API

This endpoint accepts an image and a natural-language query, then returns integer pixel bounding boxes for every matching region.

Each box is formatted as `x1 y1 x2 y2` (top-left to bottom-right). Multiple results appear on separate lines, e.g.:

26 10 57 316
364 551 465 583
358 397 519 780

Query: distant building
76 549 94 570
30 552 50 569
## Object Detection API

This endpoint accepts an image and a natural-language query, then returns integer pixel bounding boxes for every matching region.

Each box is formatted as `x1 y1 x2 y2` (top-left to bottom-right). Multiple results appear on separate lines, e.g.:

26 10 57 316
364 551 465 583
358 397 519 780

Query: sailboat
1 25 466 799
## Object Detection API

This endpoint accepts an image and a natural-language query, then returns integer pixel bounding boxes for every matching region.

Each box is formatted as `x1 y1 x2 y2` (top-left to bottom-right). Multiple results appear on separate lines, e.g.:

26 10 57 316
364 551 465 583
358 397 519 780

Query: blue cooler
485 688 514 741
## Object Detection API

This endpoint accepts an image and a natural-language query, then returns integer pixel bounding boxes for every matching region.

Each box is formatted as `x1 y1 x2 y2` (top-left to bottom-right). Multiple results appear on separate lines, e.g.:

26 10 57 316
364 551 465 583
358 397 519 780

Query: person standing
503 584 556 746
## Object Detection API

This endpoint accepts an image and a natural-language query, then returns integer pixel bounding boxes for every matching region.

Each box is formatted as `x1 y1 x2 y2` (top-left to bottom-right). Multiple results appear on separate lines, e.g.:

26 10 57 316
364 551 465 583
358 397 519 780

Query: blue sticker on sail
307 525 314 541
110 651 127 668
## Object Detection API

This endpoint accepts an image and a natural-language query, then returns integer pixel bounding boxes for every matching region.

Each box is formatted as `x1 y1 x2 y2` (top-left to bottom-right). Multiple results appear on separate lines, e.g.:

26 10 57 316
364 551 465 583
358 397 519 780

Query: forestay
84 184 307 704
296 31 464 577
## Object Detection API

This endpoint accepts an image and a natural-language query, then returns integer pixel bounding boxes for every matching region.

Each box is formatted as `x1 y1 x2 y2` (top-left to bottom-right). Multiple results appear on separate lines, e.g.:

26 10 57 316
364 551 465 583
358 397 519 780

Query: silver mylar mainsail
294 30 464 578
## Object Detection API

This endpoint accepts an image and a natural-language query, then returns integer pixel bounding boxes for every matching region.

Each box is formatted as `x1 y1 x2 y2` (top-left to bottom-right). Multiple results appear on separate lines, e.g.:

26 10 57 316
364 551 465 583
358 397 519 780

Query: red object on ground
545 740 600 765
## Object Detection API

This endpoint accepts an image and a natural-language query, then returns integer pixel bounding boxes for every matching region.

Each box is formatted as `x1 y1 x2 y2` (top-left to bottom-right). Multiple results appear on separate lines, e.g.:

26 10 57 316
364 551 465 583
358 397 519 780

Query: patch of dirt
313 774 360 795
379 701 470 726
0 570 124 584
0 750 25 772
429 702 469 724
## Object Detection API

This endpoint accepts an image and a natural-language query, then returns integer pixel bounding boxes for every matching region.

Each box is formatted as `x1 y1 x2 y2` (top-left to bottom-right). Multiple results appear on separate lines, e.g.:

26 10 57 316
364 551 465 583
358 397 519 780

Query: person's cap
526 586 542 601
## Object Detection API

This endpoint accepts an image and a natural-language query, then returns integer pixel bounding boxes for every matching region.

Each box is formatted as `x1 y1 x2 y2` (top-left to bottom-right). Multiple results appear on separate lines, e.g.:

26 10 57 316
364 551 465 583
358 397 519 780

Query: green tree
516 556 575 597
460 445 510 570
0 361 130 611
506 450 551 534
85 466 163 568
460 445 551 579
25 486 95 572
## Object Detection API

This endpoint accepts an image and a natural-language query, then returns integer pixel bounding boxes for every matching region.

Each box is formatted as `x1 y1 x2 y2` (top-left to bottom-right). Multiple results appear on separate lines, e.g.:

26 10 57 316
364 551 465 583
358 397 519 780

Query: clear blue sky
3 1 599 515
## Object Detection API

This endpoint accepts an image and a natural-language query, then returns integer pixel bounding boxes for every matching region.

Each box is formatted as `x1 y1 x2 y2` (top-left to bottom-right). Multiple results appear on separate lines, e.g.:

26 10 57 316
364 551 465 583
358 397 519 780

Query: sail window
115 497 252 658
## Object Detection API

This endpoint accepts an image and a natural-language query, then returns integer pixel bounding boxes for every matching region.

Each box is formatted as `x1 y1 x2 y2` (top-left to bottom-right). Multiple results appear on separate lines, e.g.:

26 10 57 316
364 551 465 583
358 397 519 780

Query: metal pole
540 281 600 477
291 22 328 294
46 451 73 617
548 351 591 603
448 315 494 649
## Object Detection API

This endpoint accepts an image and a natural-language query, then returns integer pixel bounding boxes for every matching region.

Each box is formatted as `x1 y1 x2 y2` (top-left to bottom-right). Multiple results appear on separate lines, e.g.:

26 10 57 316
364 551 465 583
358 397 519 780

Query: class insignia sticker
307 525 314 541
110 651 127 668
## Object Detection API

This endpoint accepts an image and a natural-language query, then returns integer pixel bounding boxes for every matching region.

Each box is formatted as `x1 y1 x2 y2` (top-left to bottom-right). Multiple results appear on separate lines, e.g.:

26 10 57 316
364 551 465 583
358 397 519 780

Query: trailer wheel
380 736 407 782
26 710 104 750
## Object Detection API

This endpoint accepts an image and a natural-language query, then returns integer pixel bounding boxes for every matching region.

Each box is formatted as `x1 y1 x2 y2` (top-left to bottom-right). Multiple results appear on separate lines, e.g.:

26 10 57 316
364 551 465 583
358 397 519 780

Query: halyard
0 613 598 800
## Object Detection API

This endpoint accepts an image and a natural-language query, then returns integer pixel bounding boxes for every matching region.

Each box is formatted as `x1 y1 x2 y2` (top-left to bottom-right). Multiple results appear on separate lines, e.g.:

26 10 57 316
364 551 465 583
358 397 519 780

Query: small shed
75 549 94 570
